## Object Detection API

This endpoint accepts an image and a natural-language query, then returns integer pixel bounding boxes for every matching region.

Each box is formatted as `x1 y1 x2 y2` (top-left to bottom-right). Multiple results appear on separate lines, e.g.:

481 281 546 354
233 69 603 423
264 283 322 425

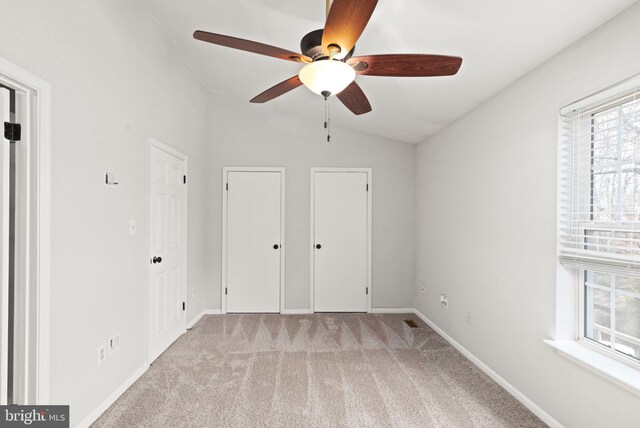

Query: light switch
129 219 136 236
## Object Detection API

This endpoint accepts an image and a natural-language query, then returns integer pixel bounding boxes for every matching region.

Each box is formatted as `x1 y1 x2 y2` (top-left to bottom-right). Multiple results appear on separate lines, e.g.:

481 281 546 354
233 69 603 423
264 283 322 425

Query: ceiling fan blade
322 0 378 57
194 31 311 63
336 81 372 115
347 54 463 77
250 76 303 104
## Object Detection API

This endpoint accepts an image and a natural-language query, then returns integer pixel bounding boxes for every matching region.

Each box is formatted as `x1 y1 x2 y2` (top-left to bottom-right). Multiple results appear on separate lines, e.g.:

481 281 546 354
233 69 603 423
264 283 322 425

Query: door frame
221 167 286 314
146 137 188 364
310 167 372 313
0 57 51 404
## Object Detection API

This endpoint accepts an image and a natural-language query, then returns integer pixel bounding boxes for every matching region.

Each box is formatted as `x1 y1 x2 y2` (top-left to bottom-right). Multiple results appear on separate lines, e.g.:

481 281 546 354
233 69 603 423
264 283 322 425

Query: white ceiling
142 0 637 143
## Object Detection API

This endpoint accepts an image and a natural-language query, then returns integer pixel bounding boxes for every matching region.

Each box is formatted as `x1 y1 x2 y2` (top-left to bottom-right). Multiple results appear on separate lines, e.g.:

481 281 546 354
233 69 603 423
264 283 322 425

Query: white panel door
226 171 282 313
314 172 368 312
0 88 10 404
148 145 186 362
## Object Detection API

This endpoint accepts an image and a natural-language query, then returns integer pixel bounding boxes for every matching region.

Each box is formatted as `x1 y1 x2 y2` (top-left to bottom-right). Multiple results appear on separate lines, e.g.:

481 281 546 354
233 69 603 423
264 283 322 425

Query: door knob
316 244 322 249
273 244 279 249
152 256 162 264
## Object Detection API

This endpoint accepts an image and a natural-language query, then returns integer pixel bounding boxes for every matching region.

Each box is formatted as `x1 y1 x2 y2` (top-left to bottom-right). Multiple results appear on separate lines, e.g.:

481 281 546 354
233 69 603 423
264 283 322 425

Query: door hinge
366 287 369 295
366 183 369 191
4 122 21 142
225 287 228 295
182 302 186 311
226 183 228 191
183 175 187 184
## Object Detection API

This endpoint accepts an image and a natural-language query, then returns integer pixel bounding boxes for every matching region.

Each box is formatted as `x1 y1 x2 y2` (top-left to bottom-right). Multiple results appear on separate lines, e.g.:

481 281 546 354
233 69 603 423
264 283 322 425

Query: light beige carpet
93 313 546 427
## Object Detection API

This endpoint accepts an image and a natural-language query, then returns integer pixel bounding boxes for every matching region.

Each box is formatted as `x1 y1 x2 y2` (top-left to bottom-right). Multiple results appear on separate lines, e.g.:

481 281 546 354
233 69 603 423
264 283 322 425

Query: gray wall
414 4 640 427
206 97 416 311
0 1 210 425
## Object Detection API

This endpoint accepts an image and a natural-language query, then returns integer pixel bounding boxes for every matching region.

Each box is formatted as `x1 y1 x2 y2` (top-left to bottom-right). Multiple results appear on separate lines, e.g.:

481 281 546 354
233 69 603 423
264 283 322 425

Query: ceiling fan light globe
299 60 356 96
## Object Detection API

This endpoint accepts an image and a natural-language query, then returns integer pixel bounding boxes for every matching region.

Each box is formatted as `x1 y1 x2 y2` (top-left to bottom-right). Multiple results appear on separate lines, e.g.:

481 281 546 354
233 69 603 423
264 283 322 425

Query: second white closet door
226 171 282 313
314 172 368 312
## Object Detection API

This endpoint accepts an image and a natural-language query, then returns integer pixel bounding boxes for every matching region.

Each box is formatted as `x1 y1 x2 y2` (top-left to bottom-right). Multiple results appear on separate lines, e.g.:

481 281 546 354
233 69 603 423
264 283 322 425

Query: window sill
544 339 640 396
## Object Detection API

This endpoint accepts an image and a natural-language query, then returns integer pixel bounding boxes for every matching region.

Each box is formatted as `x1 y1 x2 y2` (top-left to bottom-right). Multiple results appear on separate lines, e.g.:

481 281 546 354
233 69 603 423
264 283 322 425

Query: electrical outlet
109 334 120 355
466 311 472 325
98 344 107 365
421 282 426 294
440 294 448 309
192 287 196 298
129 219 136 236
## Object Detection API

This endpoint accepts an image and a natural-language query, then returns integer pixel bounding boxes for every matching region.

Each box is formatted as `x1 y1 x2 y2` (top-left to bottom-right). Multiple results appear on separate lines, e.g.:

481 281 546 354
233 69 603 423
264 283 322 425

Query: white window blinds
559 79 640 276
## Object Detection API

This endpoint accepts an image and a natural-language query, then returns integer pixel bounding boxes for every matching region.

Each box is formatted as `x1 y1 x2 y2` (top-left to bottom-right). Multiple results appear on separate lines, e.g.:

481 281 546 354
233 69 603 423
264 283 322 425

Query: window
559 78 640 363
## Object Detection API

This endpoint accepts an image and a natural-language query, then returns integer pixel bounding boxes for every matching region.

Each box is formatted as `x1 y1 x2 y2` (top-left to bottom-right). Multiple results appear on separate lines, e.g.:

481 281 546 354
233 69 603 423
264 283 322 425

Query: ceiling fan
193 0 462 116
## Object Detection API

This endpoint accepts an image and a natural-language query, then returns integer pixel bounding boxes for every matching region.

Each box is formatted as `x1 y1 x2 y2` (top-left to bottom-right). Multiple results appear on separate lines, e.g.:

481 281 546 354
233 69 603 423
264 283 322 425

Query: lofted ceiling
141 0 638 143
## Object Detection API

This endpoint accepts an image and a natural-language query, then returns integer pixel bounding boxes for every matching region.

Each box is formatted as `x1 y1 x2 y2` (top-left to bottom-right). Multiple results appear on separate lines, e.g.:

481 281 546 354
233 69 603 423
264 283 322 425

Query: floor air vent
403 319 418 328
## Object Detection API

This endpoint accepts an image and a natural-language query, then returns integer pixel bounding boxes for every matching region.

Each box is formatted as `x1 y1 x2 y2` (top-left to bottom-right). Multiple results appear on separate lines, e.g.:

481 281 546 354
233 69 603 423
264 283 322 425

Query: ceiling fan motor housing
300 29 355 61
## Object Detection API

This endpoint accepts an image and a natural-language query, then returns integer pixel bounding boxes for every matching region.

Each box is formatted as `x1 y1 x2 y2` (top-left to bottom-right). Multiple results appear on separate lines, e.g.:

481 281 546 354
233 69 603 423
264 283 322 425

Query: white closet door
0 87 10 404
148 144 186 363
226 171 282 313
313 172 368 312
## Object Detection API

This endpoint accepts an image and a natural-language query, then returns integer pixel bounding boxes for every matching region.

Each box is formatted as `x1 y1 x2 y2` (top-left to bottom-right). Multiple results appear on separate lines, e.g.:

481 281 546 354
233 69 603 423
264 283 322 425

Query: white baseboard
281 309 417 314
187 309 222 328
411 309 563 428
281 309 314 314
76 364 149 428
371 308 415 314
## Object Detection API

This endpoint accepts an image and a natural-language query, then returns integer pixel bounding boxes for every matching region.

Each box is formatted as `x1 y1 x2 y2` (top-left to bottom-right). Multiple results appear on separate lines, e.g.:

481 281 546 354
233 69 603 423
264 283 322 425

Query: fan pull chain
323 92 331 142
